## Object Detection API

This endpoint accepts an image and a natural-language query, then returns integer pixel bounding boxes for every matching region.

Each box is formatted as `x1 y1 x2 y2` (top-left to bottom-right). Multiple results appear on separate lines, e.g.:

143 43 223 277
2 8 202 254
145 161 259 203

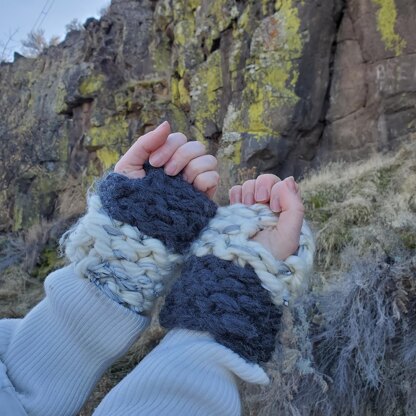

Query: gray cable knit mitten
160 203 315 364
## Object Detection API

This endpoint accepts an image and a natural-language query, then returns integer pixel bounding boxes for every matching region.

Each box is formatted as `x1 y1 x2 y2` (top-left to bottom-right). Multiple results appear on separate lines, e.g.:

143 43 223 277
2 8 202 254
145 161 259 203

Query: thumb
114 121 171 178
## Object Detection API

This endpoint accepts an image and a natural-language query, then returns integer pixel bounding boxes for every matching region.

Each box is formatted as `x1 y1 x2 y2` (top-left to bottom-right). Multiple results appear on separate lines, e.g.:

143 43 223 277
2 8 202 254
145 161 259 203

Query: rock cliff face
0 0 415 232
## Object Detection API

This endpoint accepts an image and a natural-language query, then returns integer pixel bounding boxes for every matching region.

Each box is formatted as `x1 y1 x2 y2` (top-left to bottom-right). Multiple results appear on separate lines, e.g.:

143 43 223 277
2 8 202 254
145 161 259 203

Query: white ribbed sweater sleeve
94 329 269 416
0 265 149 416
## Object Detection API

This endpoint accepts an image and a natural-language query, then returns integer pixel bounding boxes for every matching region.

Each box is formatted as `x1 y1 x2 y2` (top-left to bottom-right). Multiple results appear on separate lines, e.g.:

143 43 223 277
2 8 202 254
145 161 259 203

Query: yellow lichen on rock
173 19 196 77
79 74 106 96
190 50 223 137
229 0 303 137
96 148 120 170
372 0 406 55
12 202 23 232
85 117 129 170
86 118 129 149
171 77 191 109
232 139 242 165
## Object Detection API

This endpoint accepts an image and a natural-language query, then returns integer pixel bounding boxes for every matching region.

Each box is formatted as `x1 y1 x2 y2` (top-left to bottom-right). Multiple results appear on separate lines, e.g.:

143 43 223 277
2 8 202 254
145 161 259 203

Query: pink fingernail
286 177 297 193
155 121 168 131
165 162 178 175
150 154 162 166
271 197 281 212
256 187 268 201
243 193 254 205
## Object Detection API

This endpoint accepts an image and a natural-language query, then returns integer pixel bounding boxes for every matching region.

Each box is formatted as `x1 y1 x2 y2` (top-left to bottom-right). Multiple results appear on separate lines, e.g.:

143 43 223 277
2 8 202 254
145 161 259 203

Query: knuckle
205 154 218 168
272 180 284 189
173 132 188 141
193 175 205 189
193 141 206 154
197 140 206 150
242 179 256 187
194 171 218 189
230 184 242 193
184 159 199 178
181 140 204 157
186 155 216 177
168 132 187 145
259 173 281 182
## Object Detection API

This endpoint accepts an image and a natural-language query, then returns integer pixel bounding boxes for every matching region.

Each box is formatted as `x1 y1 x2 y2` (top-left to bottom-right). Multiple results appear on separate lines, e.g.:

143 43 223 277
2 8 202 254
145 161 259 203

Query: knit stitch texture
192 204 315 305
60 195 181 314
160 203 315 365
160 255 282 363
98 164 217 254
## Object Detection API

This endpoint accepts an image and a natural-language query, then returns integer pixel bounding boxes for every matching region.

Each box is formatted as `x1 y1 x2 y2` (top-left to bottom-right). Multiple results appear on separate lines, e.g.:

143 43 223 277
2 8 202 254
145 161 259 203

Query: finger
241 179 256 205
270 181 284 212
282 176 302 198
275 194 304 258
183 155 217 183
254 174 281 203
229 185 242 204
148 132 187 167
271 179 304 213
115 121 171 177
164 141 206 176
284 176 298 193
193 171 220 195
293 179 301 197
206 186 217 199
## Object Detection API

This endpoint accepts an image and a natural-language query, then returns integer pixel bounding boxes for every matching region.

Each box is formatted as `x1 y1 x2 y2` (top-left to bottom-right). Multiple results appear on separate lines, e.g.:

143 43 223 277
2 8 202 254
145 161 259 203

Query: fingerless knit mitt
60 164 217 314
160 203 315 364
61 162 314 367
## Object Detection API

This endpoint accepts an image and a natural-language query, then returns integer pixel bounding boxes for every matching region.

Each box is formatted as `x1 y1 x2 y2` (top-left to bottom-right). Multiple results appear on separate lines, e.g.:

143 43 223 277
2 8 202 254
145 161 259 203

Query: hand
229 174 304 260
114 121 219 198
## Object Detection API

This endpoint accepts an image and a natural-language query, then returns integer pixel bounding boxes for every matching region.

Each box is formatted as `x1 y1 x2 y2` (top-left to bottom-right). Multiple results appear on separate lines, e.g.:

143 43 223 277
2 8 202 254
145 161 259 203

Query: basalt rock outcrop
0 0 415 232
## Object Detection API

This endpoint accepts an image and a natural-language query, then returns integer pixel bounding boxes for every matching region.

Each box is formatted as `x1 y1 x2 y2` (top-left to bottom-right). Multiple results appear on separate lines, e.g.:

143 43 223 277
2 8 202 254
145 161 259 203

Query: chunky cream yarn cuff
60 195 182 314
191 203 315 306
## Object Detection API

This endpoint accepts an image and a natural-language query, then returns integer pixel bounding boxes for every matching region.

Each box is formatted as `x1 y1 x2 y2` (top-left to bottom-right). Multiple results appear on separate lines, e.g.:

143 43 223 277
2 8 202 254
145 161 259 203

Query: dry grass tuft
241 140 416 415
0 261 43 318
301 140 416 274
312 254 416 416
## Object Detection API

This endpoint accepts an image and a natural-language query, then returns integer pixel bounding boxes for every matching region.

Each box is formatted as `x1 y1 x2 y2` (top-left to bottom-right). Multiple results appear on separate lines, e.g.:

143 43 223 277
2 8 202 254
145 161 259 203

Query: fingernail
155 121 168 131
149 154 162 166
243 193 254 205
165 162 178 175
271 197 281 212
286 177 297 192
256 187 268 201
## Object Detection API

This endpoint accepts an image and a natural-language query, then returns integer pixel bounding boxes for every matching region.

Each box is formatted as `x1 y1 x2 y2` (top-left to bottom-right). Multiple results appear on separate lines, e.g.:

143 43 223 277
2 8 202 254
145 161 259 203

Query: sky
0 0 110 60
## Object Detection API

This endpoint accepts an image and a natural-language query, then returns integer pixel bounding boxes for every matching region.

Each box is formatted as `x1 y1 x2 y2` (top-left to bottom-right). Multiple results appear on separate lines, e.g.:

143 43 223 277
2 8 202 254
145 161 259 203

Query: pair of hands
114 122 304 261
